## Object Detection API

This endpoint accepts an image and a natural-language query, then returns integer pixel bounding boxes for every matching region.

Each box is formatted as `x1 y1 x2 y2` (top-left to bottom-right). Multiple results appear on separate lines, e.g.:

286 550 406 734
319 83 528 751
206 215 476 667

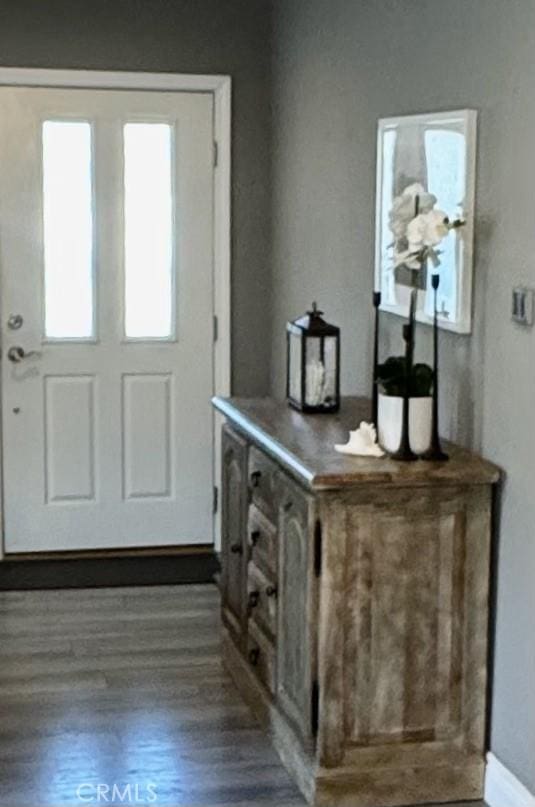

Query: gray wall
271 0 535 792
0 0 272 394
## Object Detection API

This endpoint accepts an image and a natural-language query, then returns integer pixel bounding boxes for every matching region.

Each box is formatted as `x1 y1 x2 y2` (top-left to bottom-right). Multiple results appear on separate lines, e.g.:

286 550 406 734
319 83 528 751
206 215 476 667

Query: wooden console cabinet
213 396 500 807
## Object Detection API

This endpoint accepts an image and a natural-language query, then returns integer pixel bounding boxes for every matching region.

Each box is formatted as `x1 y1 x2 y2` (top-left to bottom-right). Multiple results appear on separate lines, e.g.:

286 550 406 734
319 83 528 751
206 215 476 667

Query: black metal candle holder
421 273 449 462
371 291 381 425
391 287 418 462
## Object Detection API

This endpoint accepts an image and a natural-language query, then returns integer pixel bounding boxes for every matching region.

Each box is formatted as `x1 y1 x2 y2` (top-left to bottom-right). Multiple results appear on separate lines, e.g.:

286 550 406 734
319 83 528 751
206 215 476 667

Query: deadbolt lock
7 314 23 331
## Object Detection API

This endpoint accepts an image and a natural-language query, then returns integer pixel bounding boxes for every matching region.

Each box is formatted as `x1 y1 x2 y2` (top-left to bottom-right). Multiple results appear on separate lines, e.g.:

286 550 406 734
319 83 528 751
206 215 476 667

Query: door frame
0 68 231 555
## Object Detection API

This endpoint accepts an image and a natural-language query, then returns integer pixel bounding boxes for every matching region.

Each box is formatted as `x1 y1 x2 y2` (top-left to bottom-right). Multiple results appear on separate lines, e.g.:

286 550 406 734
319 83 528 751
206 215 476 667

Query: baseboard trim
485 752 535 807
6 544 214 561
0 550 220 590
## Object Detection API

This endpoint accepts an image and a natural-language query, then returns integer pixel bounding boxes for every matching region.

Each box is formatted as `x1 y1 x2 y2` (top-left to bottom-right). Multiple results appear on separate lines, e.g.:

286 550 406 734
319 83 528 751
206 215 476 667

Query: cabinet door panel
277 476 315 743
342 488 487 750
221 425 248 644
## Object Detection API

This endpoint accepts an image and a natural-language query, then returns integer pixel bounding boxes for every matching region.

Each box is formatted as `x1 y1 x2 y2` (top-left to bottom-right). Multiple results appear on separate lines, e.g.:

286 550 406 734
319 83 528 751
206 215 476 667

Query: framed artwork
374 109 477 334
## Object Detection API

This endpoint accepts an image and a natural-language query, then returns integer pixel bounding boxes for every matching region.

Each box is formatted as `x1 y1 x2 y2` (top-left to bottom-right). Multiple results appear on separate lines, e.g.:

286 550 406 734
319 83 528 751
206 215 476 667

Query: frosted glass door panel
42 121 94 339
124 123 174 339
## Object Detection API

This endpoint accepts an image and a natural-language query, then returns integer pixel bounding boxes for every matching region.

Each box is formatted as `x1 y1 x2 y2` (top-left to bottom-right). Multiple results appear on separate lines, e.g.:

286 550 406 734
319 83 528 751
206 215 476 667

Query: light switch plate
512 287 534 326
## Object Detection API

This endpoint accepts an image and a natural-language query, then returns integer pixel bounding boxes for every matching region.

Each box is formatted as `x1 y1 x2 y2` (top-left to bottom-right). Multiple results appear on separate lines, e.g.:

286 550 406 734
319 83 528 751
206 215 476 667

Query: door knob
7 346 41 363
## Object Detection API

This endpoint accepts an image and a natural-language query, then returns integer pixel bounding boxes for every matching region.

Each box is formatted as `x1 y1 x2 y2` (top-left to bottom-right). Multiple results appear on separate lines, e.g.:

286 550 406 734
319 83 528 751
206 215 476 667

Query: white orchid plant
389 182 465 272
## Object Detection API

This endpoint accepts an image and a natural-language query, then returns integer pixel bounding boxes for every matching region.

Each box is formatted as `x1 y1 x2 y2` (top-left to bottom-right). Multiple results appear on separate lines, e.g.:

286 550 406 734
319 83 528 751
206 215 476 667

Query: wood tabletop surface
212 396 501 491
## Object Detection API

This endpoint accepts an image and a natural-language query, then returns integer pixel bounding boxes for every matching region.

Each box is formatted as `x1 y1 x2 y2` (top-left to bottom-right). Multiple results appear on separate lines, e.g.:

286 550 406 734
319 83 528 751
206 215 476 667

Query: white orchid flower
389 217 409 238
399 182 437 213
388 182 465 272
388 183 438 241
407 209 450 252
393 249 425 270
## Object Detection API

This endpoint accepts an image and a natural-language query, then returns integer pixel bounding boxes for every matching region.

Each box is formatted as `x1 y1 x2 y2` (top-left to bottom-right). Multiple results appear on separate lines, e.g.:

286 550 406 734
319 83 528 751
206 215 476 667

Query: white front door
0 87 215 553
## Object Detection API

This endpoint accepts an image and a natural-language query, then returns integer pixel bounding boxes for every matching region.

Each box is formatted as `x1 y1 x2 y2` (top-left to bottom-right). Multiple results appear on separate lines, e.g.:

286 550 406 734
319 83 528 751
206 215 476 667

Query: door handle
7 346 41 364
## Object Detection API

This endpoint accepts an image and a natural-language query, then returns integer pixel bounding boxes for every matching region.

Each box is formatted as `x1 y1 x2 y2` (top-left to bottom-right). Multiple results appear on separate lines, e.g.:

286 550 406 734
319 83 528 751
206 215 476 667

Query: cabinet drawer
248 446 280 521
247 561 278 640
247 504 278 579
246 620 276 695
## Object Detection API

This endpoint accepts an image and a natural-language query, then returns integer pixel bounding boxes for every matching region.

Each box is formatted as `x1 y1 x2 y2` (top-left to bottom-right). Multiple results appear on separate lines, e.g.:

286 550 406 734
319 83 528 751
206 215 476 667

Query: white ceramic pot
378 393 432 455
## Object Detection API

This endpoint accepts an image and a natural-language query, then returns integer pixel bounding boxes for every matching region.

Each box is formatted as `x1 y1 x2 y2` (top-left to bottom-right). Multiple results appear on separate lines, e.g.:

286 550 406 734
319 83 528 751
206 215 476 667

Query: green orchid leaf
376 356 433 397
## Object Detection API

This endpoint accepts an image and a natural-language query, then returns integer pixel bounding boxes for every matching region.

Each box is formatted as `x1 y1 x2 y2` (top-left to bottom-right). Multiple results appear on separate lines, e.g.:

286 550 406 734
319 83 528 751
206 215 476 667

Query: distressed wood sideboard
212 396 500 807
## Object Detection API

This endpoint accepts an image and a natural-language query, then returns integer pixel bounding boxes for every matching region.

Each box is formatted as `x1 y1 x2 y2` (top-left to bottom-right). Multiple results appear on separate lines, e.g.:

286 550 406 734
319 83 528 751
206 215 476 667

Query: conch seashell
334 421 385 458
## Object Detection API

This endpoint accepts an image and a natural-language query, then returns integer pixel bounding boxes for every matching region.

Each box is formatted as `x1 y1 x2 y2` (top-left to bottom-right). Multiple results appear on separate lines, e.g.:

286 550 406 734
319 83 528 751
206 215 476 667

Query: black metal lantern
286 302 340 413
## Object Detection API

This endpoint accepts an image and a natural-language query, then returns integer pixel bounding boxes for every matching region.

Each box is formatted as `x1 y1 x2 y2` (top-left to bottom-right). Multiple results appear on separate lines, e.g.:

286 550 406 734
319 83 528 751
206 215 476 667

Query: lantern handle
309 301 324 317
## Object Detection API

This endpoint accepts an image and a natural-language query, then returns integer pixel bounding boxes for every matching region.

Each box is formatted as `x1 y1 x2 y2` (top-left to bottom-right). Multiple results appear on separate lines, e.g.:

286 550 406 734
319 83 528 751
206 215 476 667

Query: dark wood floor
0 584 486 807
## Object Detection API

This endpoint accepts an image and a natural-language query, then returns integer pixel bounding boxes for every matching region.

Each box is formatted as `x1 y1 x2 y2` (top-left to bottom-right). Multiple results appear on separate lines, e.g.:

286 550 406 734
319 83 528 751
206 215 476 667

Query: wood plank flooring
0 583 486 807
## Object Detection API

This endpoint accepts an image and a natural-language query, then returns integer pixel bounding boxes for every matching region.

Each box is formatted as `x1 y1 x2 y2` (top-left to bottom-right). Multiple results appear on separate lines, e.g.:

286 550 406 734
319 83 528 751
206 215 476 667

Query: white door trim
0 68 231 554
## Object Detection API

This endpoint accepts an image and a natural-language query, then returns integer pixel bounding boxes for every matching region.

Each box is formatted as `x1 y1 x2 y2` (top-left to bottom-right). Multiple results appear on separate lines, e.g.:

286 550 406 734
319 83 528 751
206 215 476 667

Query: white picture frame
374 109 477 334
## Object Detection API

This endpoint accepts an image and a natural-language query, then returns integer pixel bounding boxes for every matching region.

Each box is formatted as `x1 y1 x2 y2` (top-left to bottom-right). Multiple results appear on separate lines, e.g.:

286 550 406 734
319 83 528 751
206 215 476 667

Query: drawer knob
248 591 260 609
250 470 262 488
265 585 278 598
230 542 243 555
250 530 261 546
248 647 260 666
